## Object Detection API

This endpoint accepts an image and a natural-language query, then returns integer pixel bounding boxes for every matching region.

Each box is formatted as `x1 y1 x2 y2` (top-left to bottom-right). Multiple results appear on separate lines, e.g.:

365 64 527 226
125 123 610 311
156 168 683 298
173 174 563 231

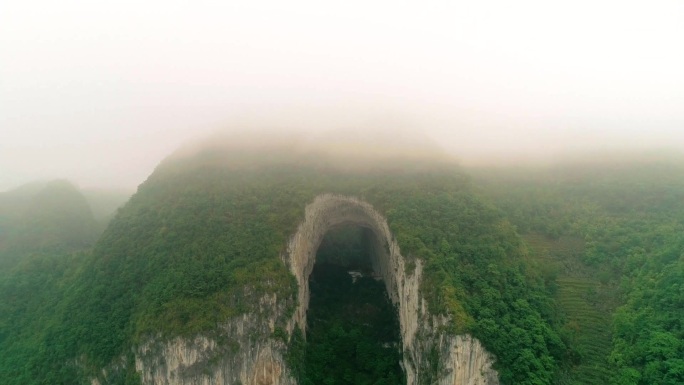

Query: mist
2 0 683 191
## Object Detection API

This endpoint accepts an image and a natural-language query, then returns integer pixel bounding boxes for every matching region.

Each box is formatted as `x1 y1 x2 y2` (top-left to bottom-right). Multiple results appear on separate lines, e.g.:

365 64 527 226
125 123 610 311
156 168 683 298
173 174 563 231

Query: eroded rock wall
285 194 499 385
439 335 499 385
134 293 296 385
133 194 499 385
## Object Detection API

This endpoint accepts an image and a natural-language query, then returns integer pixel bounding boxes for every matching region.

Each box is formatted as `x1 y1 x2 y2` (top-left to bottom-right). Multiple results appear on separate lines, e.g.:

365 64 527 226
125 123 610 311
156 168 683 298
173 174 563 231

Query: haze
2 0 683 191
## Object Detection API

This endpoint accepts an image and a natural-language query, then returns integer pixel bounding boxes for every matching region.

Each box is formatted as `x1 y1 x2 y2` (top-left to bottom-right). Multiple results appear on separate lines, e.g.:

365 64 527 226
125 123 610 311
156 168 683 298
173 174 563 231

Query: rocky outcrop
133 194 499 385
135 335 289 385
439 335 499 385
285 194 498 385
134 293 296 385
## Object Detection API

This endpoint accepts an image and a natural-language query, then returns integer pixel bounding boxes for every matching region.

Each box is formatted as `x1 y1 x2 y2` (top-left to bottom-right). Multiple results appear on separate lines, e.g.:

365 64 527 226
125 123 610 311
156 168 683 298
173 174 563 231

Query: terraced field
524 234 616 385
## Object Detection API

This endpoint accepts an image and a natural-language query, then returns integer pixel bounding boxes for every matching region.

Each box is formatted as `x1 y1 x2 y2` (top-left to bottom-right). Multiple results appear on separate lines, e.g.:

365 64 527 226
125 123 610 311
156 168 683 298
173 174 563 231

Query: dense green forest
1 148 682 385
472 160 684 385
0 180 127 383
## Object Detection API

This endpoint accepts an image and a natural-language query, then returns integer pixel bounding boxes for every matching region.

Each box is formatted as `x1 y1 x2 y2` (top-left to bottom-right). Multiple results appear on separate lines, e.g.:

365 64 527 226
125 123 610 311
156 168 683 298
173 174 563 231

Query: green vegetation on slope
0 180 110 384
473 160 684 385
0 180 99 267
1 150 566 385
0 251 97 384
376 184 566 384
524 234 615 384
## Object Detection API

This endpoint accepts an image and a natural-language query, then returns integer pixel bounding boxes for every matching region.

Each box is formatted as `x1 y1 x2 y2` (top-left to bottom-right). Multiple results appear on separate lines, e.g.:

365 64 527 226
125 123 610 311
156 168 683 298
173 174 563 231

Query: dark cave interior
302 225 405 385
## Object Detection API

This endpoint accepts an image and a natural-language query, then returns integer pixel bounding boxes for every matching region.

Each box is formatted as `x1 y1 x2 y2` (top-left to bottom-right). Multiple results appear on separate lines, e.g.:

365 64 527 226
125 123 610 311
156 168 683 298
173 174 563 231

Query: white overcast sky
1 0 683 190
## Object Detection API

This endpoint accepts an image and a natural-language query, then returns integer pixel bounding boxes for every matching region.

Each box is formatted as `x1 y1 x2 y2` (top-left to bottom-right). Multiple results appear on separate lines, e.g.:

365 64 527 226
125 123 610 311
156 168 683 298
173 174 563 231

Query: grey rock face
133 194 499 385
135 292 297 385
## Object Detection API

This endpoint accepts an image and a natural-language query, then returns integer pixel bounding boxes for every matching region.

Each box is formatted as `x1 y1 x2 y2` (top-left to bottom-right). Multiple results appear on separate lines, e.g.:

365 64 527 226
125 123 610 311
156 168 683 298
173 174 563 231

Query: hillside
471 160 684 385
0 180 104 383
1 143 682 385
0 139 565 385
0 180 100 268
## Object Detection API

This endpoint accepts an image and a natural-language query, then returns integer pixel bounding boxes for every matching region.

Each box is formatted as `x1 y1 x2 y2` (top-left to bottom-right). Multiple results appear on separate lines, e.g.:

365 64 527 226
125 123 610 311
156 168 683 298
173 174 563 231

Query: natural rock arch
134 194 500 385
284 194 499 385
285 194 408 334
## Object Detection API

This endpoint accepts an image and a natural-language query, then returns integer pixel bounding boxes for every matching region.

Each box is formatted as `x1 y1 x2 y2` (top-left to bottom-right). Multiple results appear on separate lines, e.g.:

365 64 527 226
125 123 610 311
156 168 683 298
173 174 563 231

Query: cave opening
301 225 405 385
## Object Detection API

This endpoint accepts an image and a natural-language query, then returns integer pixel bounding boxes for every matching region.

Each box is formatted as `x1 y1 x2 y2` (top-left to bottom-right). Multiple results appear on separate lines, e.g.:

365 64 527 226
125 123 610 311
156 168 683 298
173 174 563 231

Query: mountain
0 180 100 268
1 137 682 385
471 159 684 385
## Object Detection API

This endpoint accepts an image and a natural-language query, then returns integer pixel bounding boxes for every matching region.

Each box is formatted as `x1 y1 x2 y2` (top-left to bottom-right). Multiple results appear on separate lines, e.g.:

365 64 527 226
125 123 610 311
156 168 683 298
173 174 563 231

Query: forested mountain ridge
472 160 684 385
0 180 106 383
0 180 100 268
0 142 565 385
0 144 682 385
0 180 131 262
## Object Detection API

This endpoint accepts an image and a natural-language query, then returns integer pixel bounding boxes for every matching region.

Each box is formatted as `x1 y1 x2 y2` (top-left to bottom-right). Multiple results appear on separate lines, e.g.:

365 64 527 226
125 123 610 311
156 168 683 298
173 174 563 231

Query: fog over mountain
2 0 683 191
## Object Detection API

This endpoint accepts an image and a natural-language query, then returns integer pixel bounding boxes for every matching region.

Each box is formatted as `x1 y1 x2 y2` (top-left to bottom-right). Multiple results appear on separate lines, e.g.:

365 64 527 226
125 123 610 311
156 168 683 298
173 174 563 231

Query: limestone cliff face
134 293 296 385
439 335 500 385
285 194 498 385
133 194 499 385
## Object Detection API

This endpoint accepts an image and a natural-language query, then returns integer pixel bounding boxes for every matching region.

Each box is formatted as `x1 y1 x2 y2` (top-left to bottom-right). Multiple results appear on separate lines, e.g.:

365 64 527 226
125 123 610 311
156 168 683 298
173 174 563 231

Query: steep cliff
286 194 498 385
134 194 498 385
5 146 564 385
135 293 296 385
